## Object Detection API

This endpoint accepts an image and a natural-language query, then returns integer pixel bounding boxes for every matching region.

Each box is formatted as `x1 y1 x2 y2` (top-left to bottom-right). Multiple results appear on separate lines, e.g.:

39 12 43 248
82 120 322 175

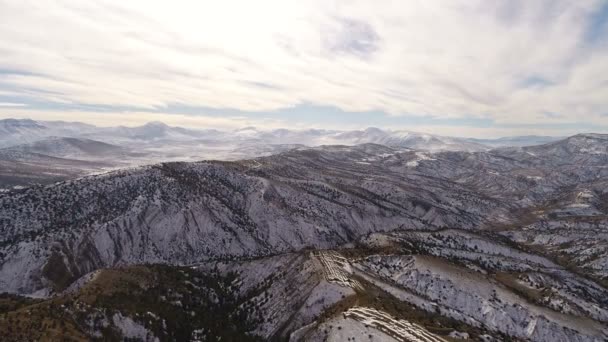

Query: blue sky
0 0 607 138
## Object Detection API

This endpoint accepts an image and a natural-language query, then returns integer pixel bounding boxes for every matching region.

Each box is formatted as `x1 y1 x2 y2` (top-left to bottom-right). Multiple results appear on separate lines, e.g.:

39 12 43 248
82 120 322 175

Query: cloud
0 102 26 107
0 0 606 131
322 17 380 58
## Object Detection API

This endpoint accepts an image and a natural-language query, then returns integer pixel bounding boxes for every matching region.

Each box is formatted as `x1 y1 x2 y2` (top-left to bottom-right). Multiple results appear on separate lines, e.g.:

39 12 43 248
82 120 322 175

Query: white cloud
0 102 26 107
0 0 606 127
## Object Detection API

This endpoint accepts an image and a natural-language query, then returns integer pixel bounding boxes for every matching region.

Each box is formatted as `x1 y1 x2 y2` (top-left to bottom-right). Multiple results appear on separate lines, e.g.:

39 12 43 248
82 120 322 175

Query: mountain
1 240 606 341
0 144 508 295
0 119 49 148
4 136 608 295
523 133 608 158
3 137 126 160
0 118 588 154
0 118 45 134
0 137 147 189
84 121 222 143
0 152 113 190
467 135 563 148
330 127 490 152
0 119 490 152
0 119 97 148
0 119 495 189
491 133 608 173
1 135 608 340
0 119 212 148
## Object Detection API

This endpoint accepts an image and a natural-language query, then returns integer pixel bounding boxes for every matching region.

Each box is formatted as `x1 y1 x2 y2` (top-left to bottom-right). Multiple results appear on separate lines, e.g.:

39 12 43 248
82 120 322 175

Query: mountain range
0 124 607 341
0 118 561 151
0 118 564 190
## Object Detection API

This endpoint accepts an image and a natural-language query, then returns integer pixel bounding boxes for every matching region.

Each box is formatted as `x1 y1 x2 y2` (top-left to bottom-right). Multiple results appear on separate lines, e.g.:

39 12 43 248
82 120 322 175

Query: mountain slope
330 127 489 152
2 238 606 341
0 144 515 295
2 137 127 160
0 138 141 188
1 135 608 340
3 134 608 296
0 119 100 148
0 119 492 152
468 135 562 147
0 119 499 189
0 119 49 148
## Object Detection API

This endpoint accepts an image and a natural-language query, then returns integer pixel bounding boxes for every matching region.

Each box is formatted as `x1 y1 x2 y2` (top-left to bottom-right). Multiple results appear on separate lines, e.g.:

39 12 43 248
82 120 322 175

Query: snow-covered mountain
0 119 50 148
467 135 562 147
0 137 149 188
0 119 206 147
331 127 489 151
0 119 496 188
524 133 608 157
2 144 513 295
3 137 125 159
0 119 487 152
0 118 45 135
226 126 489 151
0 119 95 148
3 241 605 341
2 120 608 340
83 121 225 143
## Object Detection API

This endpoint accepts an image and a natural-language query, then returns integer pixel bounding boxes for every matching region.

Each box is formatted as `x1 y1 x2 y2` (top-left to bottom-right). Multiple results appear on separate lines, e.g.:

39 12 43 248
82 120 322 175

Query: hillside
1 135 608 341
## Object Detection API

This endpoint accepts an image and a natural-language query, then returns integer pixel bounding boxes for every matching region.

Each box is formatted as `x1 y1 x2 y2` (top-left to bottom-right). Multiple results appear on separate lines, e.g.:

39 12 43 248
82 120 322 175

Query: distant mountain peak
572 133 608 140
363 127 385 133
0 118 44 128
141 121 170 128
235 126 258 131
0 118 36 123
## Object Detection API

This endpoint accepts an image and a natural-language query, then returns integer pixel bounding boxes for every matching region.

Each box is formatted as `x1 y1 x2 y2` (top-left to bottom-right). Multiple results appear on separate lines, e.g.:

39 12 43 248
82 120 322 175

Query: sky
0 0 607 138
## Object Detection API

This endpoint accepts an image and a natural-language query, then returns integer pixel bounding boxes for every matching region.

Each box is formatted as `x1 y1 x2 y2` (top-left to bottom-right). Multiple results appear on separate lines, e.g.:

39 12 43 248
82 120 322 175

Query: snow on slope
0 119 489 152
344 306 447 342
1 137 126 160
4 133 608 295
355 254 607 341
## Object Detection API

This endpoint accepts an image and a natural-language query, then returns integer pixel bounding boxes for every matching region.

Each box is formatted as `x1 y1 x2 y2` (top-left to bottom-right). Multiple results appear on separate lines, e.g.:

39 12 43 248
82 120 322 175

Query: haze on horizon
0 0 607 138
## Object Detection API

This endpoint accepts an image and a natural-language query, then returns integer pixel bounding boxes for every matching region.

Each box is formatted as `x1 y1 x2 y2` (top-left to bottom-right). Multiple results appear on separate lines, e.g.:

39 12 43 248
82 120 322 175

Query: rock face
0 134 608 341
